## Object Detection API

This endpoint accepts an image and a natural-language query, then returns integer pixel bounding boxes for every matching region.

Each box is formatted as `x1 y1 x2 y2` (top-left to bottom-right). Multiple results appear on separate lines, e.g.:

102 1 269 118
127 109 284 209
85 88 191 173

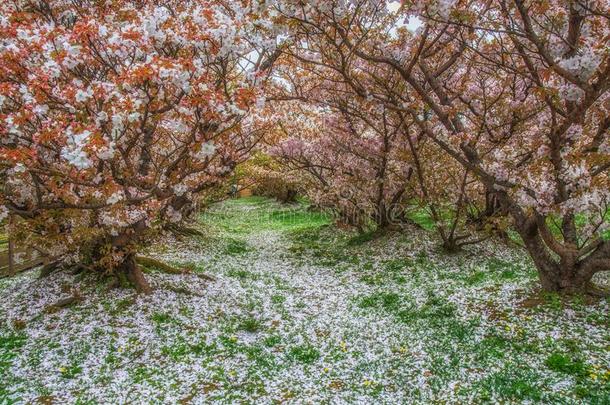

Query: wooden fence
0 226 47 278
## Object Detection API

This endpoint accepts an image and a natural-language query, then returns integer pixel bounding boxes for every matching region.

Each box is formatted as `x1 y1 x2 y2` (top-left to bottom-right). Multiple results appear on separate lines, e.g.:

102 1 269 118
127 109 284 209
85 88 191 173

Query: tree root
135 256 215 282
70 263 96 275
521 283 610 309
136 256 187 274
162 283 204 297
125 262 152 295
38 261 62 279
195 273 216 282
165 223 204 237
44 290 82 313
586 282 610 298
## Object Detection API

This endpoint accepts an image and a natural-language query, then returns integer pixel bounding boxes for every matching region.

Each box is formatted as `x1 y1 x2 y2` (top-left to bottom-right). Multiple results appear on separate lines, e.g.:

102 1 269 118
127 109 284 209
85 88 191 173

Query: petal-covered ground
1 197 609 403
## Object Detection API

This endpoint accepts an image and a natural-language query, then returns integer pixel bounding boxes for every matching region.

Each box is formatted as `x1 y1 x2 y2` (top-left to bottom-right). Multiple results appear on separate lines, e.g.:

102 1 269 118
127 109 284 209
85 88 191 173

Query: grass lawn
0 197 609 403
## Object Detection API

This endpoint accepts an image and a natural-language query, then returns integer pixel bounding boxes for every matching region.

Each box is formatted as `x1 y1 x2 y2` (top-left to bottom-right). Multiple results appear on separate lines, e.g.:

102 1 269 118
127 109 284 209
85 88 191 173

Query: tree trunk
280 188 298 203
473 190 503 225
495 190 607 296
7 214 15 277
519 224 597 295
120 254 152 295
441 238 461 254
535 264 593 295
375 202 390 229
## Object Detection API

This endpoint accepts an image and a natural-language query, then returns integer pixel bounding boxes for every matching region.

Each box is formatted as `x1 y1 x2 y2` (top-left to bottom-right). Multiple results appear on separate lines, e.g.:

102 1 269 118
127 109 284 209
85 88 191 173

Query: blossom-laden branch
0 0 279 279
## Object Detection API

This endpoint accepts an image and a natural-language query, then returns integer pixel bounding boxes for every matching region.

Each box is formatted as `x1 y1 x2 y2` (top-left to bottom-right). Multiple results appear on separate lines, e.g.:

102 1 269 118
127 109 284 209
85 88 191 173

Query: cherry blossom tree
403 123 490 251
238 150 304 203
398 0 610 293
2 0 608 296
271 98 415 230
268 1 488 246
272 0 609 293
0 0 278 292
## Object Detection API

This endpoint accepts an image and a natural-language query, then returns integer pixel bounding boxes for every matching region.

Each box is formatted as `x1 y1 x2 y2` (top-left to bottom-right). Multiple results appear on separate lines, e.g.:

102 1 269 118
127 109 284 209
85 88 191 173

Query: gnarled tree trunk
119 253 152 295
503 192 610 296
106 219 153 294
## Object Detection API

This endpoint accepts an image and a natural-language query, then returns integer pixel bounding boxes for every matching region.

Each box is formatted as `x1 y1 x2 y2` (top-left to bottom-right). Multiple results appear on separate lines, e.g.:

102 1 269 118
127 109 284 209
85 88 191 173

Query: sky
387 1 423 32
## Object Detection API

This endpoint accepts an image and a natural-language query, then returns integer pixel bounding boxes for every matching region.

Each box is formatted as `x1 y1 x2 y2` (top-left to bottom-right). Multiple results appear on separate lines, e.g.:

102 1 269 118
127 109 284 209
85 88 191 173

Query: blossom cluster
0 0 275 268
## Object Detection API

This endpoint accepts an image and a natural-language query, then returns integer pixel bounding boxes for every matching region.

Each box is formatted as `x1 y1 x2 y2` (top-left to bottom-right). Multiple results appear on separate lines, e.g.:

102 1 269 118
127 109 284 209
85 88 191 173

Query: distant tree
269 2 486 245
272 100 414 230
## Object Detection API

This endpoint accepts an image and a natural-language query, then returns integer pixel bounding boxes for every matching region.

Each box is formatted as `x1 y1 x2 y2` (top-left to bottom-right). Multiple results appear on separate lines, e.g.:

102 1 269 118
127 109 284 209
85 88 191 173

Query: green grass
202 197 331 235
288 344 320 364
346 230 378 246
199 197 335 266
59 362 83 379
271 294 285 304
545 352 587 376
196 197 608 402
263 335 281 348
161 337 217 362
406 207 436 231
474 367 544 402
151 311 176 326
383 258 413 272
224 238 249 255
358 291 459 328
0 332 27 398
287 225 355 266
226 268 259 280
0 333 26 372
237 317 262 333
2 196 609 403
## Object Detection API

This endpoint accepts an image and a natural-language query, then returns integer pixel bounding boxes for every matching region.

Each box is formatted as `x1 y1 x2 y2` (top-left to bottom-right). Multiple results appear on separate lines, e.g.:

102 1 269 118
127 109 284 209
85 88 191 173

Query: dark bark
468 190 504 227
521 229 597 294
375 202 390 229
120 254 152 295
99 219 153 294
441 239 461 254
497 190 609 295
279 188 298 204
